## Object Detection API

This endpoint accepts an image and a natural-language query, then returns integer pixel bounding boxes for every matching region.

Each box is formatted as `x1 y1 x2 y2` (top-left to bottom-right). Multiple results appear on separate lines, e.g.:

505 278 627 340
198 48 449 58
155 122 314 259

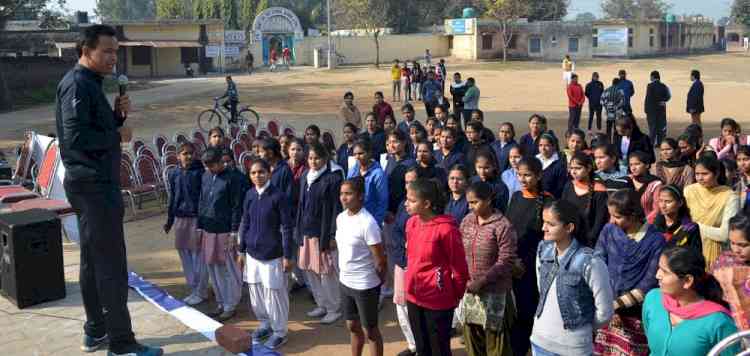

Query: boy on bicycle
217 76 239 122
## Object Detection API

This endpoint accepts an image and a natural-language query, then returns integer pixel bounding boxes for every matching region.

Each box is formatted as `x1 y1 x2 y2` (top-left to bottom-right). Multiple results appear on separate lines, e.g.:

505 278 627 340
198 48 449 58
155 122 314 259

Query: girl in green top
642 246 739 356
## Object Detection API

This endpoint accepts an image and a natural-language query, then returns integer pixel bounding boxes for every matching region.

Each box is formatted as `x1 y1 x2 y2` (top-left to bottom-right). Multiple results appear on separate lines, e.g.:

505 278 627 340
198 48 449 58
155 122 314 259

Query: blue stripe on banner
126 271 282 356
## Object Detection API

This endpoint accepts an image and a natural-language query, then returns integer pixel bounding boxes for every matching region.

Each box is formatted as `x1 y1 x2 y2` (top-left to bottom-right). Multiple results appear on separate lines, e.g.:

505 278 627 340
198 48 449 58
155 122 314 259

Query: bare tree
334 0 391 67
484 0 528 62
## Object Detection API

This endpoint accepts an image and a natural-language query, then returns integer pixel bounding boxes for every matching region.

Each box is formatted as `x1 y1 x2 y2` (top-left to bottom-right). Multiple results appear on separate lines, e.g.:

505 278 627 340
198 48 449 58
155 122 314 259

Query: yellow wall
124 24 199 41
155 47 183 76
293 34 450 65
451 34 476 60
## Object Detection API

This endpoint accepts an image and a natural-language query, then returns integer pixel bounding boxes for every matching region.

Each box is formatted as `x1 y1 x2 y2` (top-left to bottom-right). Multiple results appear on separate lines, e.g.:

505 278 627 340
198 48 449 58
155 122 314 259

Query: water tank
665 14 676 23
462 7 476 19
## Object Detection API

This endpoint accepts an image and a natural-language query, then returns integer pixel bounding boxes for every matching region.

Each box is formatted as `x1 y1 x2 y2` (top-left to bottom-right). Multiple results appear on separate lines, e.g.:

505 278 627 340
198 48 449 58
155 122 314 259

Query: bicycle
197 98 260 132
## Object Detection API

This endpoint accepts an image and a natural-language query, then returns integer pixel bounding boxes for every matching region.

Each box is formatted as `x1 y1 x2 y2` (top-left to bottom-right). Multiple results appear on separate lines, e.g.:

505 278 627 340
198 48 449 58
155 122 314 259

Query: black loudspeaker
0 209 65 309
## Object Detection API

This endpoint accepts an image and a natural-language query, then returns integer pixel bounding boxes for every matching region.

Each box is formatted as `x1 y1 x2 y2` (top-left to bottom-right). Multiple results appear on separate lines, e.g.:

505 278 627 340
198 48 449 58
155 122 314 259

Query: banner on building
223 46 240 57
445 19 474 35
595 27 628 56
225 31 246 44
205 45 220 58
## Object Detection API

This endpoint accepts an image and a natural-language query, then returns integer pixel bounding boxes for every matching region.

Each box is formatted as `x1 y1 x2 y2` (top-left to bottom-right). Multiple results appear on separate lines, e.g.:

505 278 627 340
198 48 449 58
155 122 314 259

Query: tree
575 11 597 22
334 0 391 67
239 0 257 31
96 0 156 21
733 0 750 27
484 0 528 62
221 0 239 28
601 0 670 20
254 0 268 18
156 0 184 18
526 0 568 21
192 0 220 19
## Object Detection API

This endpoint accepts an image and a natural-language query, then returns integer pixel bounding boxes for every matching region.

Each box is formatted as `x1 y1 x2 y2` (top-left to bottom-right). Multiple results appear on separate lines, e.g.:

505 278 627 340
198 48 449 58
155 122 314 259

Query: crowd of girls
162 87 750 356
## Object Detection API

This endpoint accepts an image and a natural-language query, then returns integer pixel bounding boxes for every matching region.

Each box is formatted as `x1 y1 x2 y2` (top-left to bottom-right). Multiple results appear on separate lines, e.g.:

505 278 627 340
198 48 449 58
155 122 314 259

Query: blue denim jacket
536 239 595 330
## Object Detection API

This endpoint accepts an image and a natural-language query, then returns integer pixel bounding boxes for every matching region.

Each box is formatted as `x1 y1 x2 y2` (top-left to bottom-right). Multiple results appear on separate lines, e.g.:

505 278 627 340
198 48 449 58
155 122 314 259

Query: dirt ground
3 53 750 355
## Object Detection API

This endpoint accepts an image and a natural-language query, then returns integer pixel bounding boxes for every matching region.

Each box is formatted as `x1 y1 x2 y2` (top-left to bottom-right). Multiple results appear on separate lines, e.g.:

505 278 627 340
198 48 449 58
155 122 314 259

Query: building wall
474 22 593 61
123 24 199 41
155 47 183 76
451 34 476 60
291 33 450 66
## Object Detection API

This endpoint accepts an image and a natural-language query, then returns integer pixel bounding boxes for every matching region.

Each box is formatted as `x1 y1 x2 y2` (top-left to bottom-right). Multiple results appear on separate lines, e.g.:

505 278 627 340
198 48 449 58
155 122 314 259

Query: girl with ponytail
642 246 738 355
561 152 609 247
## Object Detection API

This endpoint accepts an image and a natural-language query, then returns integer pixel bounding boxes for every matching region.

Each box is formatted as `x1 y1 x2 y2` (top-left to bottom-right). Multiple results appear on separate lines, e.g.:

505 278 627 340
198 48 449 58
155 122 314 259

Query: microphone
117 74 128 119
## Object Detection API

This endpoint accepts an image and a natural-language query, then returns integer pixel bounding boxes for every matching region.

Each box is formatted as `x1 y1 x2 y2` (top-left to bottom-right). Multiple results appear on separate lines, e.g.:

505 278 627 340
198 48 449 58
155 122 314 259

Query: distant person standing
282 47 291 66
391 60 402 102
585 72 604 133
450 73 467 124
462 78 480 127
644 70 671 147
424 49 432 65
437 59 447 93
562 55 575 85
401 63 412 102
687 70 705 126
617 70 635 115
270 47 278 71
601 78 625 142
421 72 442 118
339 91 363 130
567 73 586 131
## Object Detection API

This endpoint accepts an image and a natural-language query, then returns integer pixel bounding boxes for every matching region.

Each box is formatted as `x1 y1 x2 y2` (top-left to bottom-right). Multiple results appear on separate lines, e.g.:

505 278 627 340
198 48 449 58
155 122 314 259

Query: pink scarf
662 292 731 320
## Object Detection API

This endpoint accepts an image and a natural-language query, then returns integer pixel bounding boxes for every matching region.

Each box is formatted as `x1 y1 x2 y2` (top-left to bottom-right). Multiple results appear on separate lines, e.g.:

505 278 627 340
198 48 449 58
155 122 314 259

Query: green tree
222 0 239 28
334 0 391 67
156 0 184 18
526 0 568 21
601 0 670 20
240 0 257 31
484 0 528 62
575 11 597 22
255 0 268 18
95 0 156 21
733 0 750 27
193 0 220 18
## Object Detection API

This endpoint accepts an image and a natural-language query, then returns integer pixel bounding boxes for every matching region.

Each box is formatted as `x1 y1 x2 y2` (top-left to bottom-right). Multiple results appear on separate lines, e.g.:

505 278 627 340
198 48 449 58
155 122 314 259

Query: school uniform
434 146 465 172
537 153 569 199
166 160 208 300
348 161 389 226
297 163 344 317
270 160 294 202
469 175 509 213
416 163 448 188
384 155 417 215
360 129 387 159
445 194 469 225
198 168 248 313
490 139 518 173
464 141 493 176
389 202 418 352
240 183 294 339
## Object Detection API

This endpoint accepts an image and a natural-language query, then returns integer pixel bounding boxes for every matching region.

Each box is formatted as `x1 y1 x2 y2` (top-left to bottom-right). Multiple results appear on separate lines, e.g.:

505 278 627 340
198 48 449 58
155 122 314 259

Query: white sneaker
306 307 327 318
184 295 204 306
182 294 195 303
320 312 341 325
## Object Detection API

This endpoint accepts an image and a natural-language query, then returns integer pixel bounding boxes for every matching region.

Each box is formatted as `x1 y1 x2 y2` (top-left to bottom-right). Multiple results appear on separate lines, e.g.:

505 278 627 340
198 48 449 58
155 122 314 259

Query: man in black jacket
644 70 671 147
687 69 705 126
55 25 163 356
585 72 604 132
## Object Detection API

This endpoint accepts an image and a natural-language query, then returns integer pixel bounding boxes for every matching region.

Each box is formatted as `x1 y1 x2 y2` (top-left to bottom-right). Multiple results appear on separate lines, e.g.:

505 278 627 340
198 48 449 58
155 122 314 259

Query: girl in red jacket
404 178 469 356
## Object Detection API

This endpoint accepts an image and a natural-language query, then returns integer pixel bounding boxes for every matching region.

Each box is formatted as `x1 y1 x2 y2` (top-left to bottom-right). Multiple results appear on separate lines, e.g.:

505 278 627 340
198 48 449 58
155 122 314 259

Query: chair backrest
119 159 137 189
12 132 34 183
134 156 160 186
238 151 254 174
132 138 146 156
231 139 246 163
282 125 296 137
162 152 179 168
162 142 178 157
222 136 232 148
122 150 135 169
257 129 271 140
237 131 251 147
266 120 280 137
36 140 59 197
173 132 190 145
137 145 158 163
246 123 257 138
230 125 241 139
153 134 168 157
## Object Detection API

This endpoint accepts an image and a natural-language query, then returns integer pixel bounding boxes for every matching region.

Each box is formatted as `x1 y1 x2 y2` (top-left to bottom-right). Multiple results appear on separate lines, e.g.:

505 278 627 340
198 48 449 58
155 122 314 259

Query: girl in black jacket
613 114 655 166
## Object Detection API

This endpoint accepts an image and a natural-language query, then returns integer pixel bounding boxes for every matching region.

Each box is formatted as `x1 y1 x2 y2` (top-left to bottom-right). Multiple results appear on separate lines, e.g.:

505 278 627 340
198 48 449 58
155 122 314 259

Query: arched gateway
251 7 304 65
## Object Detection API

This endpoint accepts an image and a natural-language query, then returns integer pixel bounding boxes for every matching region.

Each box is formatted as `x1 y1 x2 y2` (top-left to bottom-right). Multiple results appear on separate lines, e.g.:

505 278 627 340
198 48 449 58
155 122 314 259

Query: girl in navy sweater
164 142 208 306
336 123 358 176
239 158 294 349
536 133 569 198
198 148 248 321
297 142 345 324
445 164 470 224
258 138 293 202
470 149 509 213
415 141 447 188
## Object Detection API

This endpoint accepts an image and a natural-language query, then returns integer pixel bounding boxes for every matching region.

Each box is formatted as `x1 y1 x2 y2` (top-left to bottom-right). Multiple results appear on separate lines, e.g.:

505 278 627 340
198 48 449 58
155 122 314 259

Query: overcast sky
66 0 733 22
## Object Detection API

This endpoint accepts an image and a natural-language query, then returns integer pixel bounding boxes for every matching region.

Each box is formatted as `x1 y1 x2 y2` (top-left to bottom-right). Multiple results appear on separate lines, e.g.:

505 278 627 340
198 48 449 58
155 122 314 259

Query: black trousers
223 99 238 121
462 109 474 127
424 102 436 118
606 120 616 144
588 105 603 131
647 109 667 147
67 187 136 352
407 301 454 356
568 106 582 132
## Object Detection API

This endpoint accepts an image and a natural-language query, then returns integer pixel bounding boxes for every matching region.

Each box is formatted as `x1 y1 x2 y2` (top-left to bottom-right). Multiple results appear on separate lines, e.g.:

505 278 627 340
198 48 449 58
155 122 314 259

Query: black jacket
166 160 204 228
56 64 124 192
198 168 248 233
644 80 671 114
613 130 655 164
585 80 605 108
296 164 344 251
687 80 705 114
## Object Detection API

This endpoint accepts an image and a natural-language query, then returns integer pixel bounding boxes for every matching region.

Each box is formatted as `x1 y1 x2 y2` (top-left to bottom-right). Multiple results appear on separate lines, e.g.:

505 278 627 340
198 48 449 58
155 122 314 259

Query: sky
65 0 733 22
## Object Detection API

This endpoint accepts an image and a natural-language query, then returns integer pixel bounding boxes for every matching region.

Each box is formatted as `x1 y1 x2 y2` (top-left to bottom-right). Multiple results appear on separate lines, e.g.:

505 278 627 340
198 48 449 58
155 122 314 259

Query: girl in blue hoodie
347 139 389 226
164 142 208 306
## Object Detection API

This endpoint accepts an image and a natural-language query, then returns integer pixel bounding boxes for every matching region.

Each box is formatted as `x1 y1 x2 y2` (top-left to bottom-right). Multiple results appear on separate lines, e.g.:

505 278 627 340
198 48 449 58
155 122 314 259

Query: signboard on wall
445 19 474 35
224 46 240 57
595 27 628 56
205 45 220 58
225 31 246 44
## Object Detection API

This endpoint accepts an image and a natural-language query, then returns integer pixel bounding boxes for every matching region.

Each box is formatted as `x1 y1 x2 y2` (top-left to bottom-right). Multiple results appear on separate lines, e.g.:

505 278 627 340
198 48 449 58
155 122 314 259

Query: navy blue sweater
490 140 518 173
388 200 411 268
296 164 344 251
239 184 294 261
336 143 353 176
540 157 569 199
470 175 508 213
270 160 294 201
384 155 417 214
360 130 386 158
198 168 248 234
166 160 203 228
434 146 465 171
445 194 469 225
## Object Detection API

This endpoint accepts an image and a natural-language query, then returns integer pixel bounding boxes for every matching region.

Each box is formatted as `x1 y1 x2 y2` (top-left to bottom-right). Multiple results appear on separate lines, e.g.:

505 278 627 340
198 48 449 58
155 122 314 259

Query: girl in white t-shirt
336 176 387 356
